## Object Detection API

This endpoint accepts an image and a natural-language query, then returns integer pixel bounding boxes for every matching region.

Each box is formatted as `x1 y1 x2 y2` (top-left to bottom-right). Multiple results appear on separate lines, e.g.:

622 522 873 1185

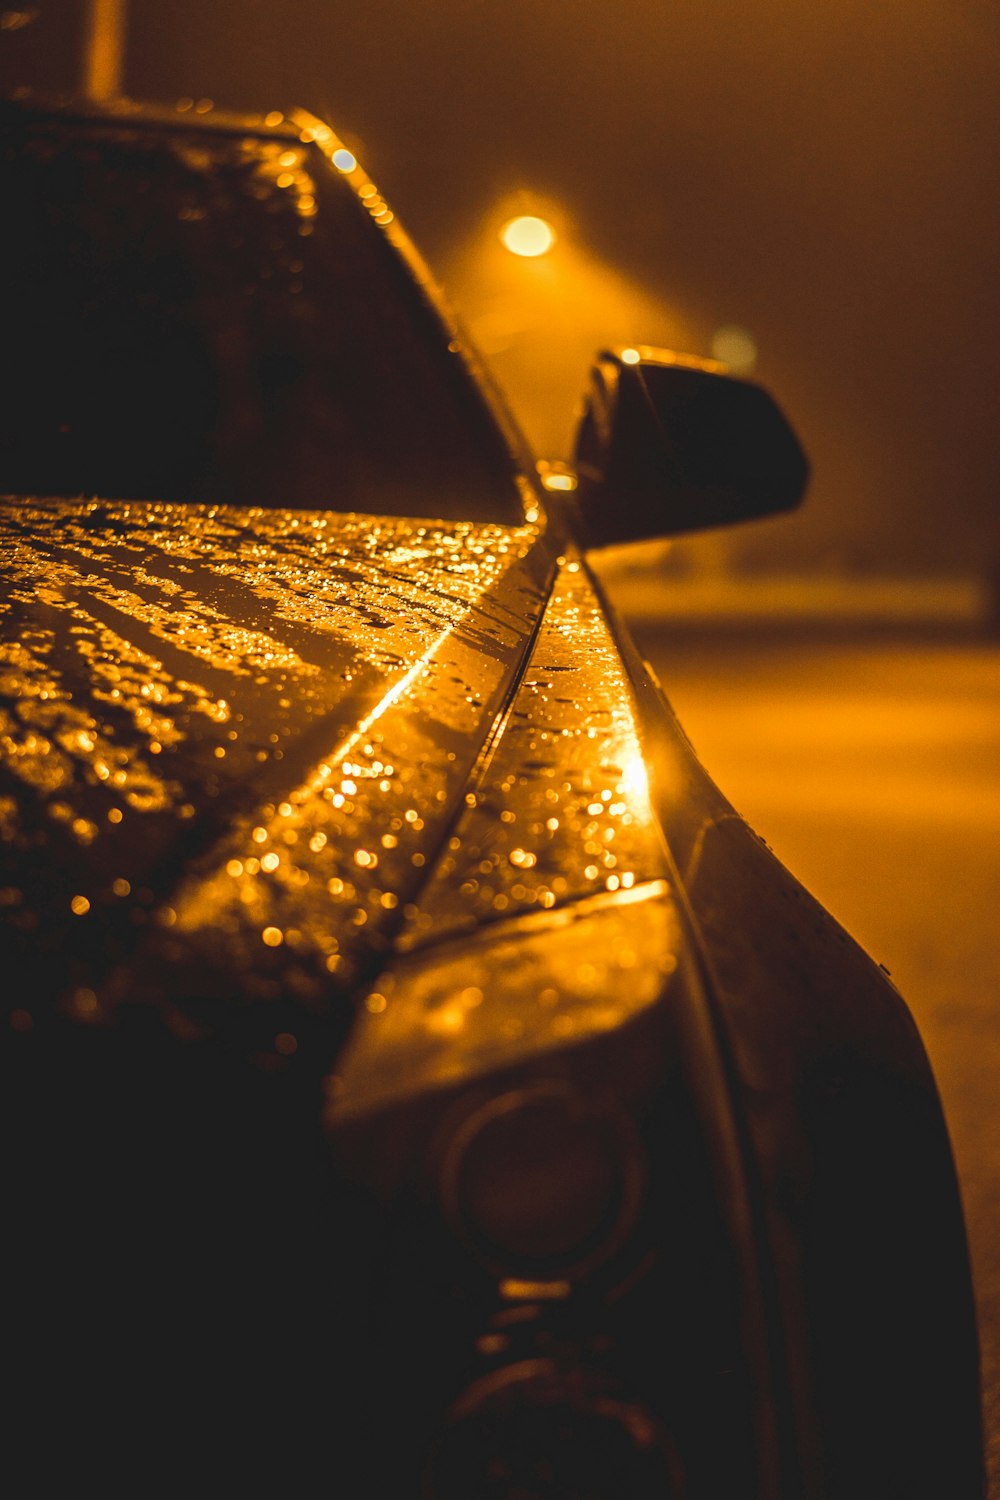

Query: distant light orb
501 215 556 258
620 347 641 365
711 325 758 372
332 148 357 173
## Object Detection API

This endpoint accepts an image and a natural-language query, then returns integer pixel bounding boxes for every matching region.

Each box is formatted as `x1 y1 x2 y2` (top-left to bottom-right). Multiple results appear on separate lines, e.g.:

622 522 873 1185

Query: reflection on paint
3 507 678 1080
401 553 666 946
330 882 680 1121
328 552 677 1117
0 498 545 1041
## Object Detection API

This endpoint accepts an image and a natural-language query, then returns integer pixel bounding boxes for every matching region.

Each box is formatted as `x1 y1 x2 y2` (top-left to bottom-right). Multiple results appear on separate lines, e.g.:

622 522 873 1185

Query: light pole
82 0 126 101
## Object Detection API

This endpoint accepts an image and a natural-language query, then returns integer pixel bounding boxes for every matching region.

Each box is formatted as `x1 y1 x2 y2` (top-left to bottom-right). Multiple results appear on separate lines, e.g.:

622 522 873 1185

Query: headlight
440 1082 644 1280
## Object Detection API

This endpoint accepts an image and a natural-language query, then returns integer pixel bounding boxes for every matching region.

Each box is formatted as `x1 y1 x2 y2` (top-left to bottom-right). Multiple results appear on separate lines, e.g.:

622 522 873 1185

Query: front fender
611 594 984 1499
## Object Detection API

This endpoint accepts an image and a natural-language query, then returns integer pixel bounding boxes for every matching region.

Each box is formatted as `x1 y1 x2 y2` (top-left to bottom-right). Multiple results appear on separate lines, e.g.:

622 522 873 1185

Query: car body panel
332 882 681 1121
598 584 986 1498
398 550 668 949
0 95 985 1499
0 496 551 1037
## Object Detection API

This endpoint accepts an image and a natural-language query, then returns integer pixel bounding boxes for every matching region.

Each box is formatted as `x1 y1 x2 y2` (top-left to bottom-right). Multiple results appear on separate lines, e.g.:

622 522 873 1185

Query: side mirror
570 347 809 549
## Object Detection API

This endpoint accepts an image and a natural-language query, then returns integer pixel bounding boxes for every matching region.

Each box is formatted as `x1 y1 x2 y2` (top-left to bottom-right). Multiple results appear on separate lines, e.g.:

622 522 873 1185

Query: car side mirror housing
570 347 809 549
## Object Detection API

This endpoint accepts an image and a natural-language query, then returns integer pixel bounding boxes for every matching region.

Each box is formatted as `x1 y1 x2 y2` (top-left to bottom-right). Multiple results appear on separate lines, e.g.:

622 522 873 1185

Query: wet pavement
624 625 1000 1497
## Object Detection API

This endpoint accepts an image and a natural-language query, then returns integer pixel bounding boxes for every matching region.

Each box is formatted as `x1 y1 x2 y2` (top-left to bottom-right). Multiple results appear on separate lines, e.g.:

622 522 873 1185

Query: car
1 95 983 1498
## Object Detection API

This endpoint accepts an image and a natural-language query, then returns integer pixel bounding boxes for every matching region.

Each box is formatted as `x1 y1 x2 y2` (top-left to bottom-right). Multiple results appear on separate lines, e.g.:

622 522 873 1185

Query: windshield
0 108 527 524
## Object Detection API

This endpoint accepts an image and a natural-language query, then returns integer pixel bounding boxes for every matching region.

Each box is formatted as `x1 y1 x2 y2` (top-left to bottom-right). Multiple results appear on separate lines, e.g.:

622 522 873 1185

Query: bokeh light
501 215 556 258
711 325 757 372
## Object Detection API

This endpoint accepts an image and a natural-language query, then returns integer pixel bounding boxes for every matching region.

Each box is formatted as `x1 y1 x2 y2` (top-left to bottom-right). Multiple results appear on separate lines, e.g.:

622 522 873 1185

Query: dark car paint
3 494 982 1497
1 99 984 1498
0 498 549 1046
599 581 985 1499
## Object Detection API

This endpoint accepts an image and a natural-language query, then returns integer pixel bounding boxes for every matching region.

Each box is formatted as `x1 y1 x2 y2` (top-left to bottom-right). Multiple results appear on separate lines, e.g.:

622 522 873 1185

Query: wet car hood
1 496 672 1069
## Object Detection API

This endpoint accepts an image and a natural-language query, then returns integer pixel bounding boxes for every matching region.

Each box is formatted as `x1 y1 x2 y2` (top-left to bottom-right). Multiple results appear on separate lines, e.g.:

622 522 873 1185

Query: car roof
0 90 304 143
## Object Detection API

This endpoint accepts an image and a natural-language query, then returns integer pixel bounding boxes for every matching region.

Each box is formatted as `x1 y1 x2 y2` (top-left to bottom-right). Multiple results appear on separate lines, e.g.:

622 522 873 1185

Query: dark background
3 0 999 574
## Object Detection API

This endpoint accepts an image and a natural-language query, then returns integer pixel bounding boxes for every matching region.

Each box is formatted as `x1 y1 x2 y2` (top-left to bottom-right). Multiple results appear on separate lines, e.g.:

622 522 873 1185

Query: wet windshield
0 108 526 523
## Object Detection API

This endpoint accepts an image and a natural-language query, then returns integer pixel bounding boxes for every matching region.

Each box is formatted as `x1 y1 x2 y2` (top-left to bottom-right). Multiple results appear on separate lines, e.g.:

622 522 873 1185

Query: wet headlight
439 1083 644 1280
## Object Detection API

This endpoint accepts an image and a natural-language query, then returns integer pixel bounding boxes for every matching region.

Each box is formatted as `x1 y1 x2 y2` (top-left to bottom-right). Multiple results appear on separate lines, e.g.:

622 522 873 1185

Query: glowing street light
500 215 556 258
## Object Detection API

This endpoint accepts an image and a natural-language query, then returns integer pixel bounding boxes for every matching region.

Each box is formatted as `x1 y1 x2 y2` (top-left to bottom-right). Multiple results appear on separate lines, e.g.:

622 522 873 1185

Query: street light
500 215 556 258
83 0 126 101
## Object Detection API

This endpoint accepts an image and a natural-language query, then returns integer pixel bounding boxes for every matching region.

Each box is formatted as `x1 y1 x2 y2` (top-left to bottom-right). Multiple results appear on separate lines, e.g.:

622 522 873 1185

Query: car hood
1 496 674 1071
